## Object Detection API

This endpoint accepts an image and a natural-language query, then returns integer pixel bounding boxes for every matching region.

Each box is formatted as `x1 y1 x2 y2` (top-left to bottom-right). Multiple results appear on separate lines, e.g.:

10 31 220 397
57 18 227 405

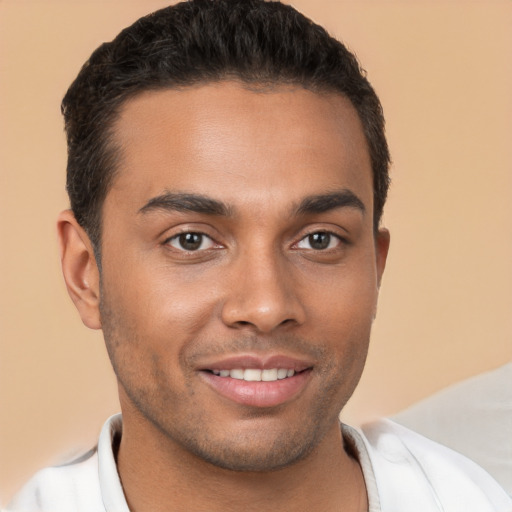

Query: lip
197 353 314 408
196 353 314 372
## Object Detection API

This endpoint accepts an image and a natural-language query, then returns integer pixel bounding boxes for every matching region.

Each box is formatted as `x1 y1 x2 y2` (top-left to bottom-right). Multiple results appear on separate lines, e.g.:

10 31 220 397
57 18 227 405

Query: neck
116 415 368 512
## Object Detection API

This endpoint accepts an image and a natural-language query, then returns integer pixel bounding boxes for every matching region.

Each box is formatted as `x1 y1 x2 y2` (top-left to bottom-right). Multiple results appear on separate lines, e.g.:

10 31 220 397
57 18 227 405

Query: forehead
108 82 373 213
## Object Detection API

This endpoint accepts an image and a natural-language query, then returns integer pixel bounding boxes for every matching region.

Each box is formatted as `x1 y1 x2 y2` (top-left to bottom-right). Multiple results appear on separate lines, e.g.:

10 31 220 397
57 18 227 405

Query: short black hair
62 0 390 253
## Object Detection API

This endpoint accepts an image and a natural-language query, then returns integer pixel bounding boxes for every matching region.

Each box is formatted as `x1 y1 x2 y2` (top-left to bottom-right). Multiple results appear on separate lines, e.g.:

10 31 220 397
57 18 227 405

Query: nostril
232 318 295 330
221 291 306 333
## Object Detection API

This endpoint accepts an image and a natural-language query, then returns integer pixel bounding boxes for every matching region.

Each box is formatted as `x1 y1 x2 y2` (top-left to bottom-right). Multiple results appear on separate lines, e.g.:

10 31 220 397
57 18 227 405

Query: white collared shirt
7 414 512 512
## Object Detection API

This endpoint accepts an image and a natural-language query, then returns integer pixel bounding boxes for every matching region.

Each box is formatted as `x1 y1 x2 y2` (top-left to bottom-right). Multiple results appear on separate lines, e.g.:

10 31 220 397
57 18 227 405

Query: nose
221 248 306 333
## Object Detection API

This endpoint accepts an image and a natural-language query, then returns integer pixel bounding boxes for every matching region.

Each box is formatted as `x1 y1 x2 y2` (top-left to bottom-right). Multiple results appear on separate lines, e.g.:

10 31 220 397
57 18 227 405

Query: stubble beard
99 289 368 473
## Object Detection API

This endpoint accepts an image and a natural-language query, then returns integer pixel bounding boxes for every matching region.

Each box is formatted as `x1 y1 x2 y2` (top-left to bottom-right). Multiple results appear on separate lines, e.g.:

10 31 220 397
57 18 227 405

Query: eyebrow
295 189 366 216
138 189 365 218
138 192 232 216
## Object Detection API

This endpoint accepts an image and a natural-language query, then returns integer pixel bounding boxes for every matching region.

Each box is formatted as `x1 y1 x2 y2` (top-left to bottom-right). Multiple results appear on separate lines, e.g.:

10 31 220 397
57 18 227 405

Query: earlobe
57 210 102 330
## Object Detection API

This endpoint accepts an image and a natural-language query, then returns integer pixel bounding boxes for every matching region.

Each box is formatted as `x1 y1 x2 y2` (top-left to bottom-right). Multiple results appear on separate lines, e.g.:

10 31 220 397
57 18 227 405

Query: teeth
244 369 262 381
277 368 288 379
261 369 278 381
230 369 245 380
211 368 296 381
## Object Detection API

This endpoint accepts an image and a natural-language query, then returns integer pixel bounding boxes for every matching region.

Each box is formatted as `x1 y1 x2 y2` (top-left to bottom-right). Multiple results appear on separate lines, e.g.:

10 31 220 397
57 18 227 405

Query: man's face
98 82 388 471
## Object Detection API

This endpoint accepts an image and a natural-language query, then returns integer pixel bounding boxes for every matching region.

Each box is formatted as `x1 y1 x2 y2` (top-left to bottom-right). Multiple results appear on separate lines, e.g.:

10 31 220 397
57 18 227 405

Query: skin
58 82 389 512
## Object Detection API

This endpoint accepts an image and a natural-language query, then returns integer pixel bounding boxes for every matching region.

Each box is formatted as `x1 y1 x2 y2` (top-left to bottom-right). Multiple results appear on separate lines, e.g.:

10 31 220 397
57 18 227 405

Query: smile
210 368 295 381
200 367 312 408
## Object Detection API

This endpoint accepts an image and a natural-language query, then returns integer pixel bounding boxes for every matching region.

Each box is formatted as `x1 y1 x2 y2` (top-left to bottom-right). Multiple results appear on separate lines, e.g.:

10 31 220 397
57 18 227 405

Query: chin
171 412 336 473
184 436 316 473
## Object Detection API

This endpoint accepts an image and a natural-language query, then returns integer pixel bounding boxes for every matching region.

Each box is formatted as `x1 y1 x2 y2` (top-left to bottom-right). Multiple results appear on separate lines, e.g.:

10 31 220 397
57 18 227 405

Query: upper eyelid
294 228 349 244
295 219 351 235
164 232 221 254
294 231 345 247
302 228 346 237
164 231 218 246
161 224 220 242
164 230 212 242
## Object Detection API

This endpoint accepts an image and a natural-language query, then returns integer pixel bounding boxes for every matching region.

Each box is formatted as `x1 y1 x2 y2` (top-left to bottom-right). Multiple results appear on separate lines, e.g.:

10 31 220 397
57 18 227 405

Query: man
8 1 511 511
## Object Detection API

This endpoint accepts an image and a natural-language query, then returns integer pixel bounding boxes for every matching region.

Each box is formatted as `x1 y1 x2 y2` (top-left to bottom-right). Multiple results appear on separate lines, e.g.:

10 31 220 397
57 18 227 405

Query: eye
296 231 342 250
166 232 216 252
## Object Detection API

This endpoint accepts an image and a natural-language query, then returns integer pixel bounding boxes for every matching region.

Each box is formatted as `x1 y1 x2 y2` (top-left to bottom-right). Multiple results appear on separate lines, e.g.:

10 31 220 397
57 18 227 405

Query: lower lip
199 370 312 408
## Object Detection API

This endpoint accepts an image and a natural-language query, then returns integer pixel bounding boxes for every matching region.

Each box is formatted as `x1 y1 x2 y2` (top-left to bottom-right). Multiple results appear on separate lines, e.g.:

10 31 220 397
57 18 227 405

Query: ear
371 227 390 320
57 210 102 330
375 227 390 289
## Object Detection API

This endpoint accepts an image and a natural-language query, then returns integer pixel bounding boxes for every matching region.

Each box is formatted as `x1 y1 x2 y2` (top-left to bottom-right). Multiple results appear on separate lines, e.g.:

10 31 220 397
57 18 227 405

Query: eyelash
294 230 347 251
163 229 348 253
164 232 219 252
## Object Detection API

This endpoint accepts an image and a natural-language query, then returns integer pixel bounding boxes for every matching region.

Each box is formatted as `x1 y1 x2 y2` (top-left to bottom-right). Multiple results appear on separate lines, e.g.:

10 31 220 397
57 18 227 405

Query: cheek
100 265 222 376
115 261 217 329
307 260 378 327
306 259 377 364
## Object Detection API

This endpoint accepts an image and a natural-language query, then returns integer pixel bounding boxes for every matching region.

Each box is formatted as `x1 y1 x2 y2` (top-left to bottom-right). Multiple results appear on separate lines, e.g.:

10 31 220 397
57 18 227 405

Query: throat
116 411 368 512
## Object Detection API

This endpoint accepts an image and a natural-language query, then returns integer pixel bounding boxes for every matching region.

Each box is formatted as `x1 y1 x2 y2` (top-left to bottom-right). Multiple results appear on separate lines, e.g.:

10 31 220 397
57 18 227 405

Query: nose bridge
221 242 304 333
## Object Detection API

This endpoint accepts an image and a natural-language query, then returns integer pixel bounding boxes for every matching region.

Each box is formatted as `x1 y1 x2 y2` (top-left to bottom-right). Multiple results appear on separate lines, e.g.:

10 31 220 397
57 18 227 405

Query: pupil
309 232 330 250
180 233 202 250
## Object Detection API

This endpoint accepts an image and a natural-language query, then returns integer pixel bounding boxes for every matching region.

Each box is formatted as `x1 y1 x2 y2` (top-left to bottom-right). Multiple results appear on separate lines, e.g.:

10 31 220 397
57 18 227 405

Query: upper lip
197 353 314 372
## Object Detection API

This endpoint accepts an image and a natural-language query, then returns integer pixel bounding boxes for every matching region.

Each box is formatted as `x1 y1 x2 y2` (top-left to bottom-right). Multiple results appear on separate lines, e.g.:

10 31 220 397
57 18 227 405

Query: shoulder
391 364 512 495
7 414 126 512
6 448 104 512
358 419 512 512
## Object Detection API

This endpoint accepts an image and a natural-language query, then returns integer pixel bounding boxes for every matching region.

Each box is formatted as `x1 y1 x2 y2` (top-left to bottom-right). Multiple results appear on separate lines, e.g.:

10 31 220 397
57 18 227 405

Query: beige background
1 0 511 503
